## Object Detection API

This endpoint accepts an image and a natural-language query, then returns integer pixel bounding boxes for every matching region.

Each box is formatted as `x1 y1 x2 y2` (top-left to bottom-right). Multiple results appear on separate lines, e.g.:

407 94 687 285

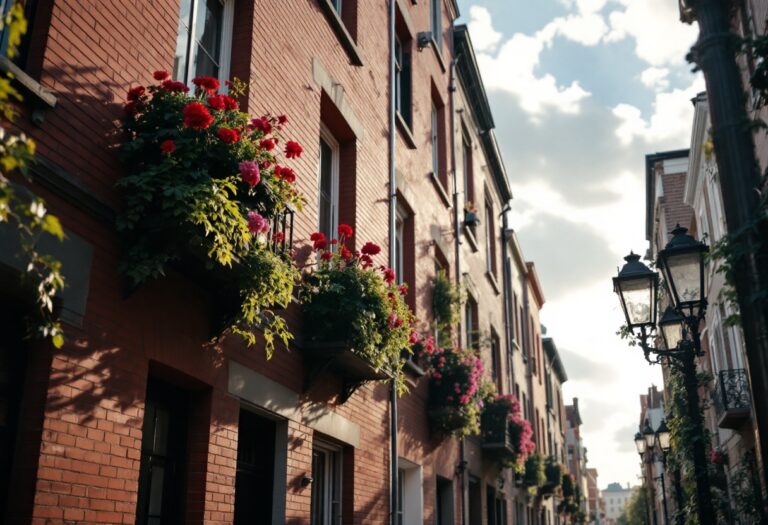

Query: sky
457 0 703 489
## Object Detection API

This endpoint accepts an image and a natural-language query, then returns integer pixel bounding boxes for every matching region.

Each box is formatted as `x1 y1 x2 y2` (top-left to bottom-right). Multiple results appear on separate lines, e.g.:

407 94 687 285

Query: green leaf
42 214 64 240
52 333 64 349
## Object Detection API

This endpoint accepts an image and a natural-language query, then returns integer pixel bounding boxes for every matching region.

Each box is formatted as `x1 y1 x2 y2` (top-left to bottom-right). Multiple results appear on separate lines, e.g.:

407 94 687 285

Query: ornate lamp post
614 225 714 525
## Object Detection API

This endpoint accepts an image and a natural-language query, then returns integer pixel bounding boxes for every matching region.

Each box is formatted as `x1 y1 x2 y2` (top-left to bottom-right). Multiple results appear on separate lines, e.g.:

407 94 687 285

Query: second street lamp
613 225 714 525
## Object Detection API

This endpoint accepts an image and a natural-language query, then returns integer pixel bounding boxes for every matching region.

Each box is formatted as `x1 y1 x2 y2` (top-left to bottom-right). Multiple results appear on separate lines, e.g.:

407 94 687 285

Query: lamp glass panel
661 320 684 350
619 277 654 325
657 431 671 452
665 252 702 306
634 435 646 454
644 430 656 449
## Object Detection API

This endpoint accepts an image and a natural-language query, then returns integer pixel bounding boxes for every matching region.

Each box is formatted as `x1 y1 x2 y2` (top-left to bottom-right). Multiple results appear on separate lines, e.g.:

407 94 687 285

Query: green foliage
301 236 416 394
728 451 766 523
118 75 304 353
0 3 64 347
432 269 461 347
545 456 563 487
617 486 650 525
523 452 545 488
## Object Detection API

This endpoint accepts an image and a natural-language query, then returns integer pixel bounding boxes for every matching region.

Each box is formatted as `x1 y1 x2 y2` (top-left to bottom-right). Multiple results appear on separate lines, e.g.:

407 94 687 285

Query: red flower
278 115 288 125
310 232 327 251
382 267 396 284
273 231 285 243
360 254 373 268
260 138 276 151
340 246 352 260
183 102 214 130
207 95 226 111
161 80 190 93
127 86 145 101
285 140 303 159
338 224 353 238
217 127 239 144
251 117 272 134
399 283 408 296
160 139 176 155
239 161 261 187
321 251 333 261
222 95 238 110
153 70 169 81
361 242 381 256
274 165 296 183
192 75 220 94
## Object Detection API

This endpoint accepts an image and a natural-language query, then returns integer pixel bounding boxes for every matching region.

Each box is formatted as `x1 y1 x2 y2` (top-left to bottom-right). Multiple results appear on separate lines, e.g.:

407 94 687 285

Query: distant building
601 482 634 524
586 468 603 524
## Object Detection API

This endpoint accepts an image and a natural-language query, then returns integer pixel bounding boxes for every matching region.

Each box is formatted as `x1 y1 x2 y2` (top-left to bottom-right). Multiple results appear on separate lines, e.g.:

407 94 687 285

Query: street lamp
635 420 672 525
655 419 671 454
614 225 714 525
634 432 647 455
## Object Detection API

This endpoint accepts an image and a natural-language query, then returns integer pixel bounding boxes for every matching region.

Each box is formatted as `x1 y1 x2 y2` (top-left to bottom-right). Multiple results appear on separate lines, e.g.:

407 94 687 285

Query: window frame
318 125 341 243
484 196 497 277
173 0 235 89
431 102 440 177
430 0 442 50
394 34 412 128
395 204 408 286
311 440 343 525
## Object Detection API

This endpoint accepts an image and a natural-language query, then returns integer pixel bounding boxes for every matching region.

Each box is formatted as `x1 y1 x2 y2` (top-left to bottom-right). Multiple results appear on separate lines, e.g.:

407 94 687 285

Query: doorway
234 408 277 525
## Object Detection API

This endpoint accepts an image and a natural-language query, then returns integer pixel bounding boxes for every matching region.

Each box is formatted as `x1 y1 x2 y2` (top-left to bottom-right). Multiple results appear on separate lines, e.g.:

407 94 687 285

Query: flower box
480 410 517 462
303 340 391 403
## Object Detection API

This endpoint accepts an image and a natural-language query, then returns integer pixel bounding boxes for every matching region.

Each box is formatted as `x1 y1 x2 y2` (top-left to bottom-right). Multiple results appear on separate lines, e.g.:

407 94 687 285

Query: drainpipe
500 202 513 389
388 0 398 523
449 38 468 525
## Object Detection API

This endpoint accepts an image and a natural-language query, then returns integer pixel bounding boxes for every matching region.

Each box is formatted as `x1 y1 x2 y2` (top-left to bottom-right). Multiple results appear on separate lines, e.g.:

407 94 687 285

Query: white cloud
541 12 609 46
605 0 698 66
640 67 670 91
612 76 704 145
468 12 592 119
467 6 502 52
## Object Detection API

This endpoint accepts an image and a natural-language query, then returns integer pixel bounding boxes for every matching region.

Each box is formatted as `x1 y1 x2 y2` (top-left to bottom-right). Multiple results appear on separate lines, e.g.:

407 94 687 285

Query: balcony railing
712 368 751 430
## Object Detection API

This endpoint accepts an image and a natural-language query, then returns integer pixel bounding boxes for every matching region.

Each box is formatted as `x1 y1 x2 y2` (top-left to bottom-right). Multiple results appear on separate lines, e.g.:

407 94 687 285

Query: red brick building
0 1 570 524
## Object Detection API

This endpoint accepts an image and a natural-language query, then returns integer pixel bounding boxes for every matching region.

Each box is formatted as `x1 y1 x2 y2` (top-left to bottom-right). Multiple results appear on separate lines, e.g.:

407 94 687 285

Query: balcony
713 369 751 430
480 413 517 465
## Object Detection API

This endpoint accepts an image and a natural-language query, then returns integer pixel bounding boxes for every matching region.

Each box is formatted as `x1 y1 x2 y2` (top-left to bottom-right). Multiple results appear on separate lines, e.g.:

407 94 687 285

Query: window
173 0 233 86
437 477 455 525
311 441 342 525
136 380 189 525
395 35 412 127
487 487 508 525
319 128 340 242
395 206 406 285
430 0 442 51
397 461 423 525
485 197 497 276
462 130 474 205
0 0 15 56
431 103 440 177
330 0 342 12
234 409 277 524
465 296 478 350
490 329 501 391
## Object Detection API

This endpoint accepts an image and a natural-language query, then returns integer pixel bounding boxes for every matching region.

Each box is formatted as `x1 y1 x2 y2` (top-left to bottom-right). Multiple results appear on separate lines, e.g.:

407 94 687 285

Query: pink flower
239 161 261 187
247 211 269 234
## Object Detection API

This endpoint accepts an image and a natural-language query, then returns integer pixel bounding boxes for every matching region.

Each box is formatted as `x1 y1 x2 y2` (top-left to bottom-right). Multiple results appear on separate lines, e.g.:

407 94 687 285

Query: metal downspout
388 0 398 523
449 43 467 525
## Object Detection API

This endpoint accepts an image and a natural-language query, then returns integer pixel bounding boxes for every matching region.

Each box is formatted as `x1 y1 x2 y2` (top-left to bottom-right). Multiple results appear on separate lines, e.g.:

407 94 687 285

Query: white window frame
430 0 442 50
312 441 342 525
318 125 340 241
174 0 234 90
330 0 342 13
485 198 494 274
397 459 423 525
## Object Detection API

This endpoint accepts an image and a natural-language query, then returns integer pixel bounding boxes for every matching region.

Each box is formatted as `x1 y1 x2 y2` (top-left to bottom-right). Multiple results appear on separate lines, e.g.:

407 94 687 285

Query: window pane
152 408 169 455
331 0 342 13
319 138 334 240
193 0 223 79
431 105 439 175
172 0 193 81
311 450 326 525
147 466 165 517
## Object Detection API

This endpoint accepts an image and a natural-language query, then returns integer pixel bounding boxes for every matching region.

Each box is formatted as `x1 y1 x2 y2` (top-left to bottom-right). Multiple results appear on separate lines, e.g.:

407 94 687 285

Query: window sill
430 38 447 72
430 172 451 208
318 0 364 66
485 270 500 295
396 112 417 149
0 55 57 118
463 225 479 252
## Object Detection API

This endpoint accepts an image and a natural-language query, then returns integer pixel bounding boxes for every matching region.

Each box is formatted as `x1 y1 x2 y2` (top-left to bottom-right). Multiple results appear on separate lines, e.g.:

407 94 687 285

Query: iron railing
713 368 751 416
